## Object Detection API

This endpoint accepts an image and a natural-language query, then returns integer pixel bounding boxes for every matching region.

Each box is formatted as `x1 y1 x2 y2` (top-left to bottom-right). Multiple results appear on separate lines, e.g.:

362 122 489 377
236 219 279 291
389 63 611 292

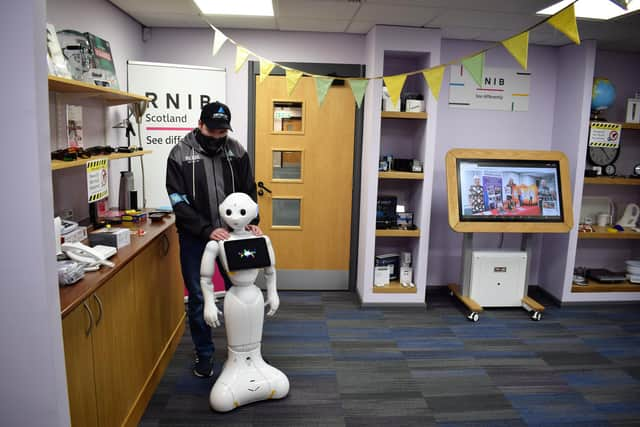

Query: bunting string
202 0 580 106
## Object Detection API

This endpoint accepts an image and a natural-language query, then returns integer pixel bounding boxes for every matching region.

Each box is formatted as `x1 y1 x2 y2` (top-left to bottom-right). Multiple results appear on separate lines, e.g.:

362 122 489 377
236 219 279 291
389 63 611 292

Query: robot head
219 193 258 232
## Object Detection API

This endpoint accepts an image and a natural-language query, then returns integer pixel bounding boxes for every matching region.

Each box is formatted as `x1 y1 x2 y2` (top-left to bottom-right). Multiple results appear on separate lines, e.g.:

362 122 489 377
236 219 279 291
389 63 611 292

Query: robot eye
226 209 232 216
240 209 246 216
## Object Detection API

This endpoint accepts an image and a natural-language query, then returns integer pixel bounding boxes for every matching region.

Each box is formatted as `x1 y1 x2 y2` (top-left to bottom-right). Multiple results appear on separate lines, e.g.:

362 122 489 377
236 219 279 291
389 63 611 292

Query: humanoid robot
199 192 289 412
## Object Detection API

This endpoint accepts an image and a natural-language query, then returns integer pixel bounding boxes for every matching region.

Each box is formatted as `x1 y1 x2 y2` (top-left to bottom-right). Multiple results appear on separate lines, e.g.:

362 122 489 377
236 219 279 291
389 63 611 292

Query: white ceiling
108 0 640 52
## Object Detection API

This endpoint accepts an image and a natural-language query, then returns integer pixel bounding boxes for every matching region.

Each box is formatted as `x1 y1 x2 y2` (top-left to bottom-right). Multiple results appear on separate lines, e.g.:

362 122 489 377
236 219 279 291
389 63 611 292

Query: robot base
210 345 289 412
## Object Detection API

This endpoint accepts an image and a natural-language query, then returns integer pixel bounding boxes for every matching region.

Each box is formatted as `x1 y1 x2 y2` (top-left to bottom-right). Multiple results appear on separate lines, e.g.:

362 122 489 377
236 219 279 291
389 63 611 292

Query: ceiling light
537 0 640 20
193 0 274 16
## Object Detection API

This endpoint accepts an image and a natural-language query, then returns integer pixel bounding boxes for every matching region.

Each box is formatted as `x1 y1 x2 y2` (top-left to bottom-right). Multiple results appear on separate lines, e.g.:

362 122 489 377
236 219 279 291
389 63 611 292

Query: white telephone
61 242 116 271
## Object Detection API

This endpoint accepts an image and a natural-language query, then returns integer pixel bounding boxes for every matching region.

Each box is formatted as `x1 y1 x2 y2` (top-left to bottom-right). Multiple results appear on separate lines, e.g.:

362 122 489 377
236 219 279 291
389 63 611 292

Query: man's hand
246 224 263 236
210 227 230 241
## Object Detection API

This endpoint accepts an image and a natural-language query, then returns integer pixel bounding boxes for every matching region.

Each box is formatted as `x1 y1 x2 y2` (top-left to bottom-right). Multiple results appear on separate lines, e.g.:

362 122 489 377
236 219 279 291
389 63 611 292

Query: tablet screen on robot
223 237 271 271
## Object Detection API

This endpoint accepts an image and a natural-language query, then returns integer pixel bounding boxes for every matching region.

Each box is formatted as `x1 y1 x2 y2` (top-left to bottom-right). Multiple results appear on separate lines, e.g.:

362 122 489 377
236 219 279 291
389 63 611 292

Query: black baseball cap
200 101 233 131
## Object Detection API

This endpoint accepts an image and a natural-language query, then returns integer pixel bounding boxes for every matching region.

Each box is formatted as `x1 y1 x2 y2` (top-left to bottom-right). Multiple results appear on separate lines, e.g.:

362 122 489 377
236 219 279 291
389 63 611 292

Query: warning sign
589 122 622 148
86 158 109 203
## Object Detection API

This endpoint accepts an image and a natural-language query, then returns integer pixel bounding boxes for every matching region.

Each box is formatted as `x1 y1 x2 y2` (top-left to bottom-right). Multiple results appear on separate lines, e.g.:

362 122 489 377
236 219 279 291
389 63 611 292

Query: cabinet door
90 263 139 427
165 226 185 335
62 303 99 427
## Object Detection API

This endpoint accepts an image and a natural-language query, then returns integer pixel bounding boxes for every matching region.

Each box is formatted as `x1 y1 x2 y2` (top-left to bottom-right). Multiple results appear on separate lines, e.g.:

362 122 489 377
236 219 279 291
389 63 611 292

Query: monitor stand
447 232 544 322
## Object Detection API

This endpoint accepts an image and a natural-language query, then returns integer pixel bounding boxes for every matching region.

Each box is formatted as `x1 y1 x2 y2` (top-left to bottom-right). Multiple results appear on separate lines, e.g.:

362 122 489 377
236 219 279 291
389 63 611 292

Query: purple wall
427 40 560 287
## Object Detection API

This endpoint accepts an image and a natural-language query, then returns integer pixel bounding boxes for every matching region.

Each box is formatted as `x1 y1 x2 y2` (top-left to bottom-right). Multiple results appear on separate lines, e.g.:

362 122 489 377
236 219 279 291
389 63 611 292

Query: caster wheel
467 312 479 322
531 311 542 321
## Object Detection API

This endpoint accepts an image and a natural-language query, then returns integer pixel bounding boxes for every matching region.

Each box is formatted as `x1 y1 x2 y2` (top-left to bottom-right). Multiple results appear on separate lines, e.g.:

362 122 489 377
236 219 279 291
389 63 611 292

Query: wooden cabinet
61 223 185 427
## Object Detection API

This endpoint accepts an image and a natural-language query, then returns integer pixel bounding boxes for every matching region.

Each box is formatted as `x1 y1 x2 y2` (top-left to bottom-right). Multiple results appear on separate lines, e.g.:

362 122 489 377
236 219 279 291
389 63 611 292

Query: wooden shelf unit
584 177 640 185
372 280 417 293
381 111 427 119
378 171 424 180
48 75 150 106
572 278 640 292
375 228 420 237
622 122 640 130
578 225 640 239
51 150 152 171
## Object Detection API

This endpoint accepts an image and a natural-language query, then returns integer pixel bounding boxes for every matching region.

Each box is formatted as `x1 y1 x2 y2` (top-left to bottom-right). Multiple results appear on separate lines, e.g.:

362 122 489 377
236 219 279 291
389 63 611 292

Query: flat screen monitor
223 237 272 271
446 149 573 233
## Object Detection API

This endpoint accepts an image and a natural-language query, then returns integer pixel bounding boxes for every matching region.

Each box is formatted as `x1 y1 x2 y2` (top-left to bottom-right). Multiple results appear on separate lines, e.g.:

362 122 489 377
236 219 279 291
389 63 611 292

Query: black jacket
166 130 258 240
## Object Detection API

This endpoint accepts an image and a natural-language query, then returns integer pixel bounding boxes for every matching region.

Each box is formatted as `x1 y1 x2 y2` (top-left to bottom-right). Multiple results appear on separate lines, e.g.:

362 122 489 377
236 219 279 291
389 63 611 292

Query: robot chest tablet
222 237 271 271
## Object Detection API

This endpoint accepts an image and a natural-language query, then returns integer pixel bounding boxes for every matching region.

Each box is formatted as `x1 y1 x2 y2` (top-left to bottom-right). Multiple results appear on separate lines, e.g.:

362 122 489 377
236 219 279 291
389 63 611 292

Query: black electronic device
604 164 616 176
633 163 640 177
391 158 413 172
223 237 272 271
586 268 626 283
376 195 397 229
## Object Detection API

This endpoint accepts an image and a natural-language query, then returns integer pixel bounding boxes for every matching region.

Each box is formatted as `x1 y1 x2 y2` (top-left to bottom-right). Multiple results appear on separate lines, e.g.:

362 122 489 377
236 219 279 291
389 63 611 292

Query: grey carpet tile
140 288 640 426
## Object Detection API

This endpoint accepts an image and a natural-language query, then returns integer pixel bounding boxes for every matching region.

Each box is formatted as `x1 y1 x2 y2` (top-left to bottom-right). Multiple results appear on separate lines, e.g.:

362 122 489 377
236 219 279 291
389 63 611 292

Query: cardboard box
89 227 130 249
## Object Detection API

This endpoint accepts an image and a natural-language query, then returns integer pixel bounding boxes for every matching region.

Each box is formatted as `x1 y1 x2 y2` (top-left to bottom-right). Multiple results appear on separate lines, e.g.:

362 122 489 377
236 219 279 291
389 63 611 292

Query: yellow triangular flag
348 79 368 109
285 69 303 95
235 46 250 72
547 4 581 45
210 25 228 56
501 31 529 70
259 59 276 83
422 66 445 101
383 74 407 109
314 76 334 107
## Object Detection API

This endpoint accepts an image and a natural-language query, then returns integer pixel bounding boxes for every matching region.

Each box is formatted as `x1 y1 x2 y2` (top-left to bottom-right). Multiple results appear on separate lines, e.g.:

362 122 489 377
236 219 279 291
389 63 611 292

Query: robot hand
264 291 280 316
204 300 223 328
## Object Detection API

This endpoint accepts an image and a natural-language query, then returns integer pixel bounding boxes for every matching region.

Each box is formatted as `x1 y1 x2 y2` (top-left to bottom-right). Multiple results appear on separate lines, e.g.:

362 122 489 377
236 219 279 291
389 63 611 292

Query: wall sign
588 122 621 148
87 158 109 203
127 61 226 208
448 66 530 112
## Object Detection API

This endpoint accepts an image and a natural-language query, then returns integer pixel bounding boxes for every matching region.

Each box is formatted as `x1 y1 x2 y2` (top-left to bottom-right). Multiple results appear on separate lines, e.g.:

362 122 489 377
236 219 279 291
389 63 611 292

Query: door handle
257 181 272 194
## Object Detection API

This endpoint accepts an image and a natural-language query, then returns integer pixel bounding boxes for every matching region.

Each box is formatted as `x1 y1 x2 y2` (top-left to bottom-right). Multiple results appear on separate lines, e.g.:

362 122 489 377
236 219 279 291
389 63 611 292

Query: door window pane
273 101 303 132
273 198 301 226
273 150 302 180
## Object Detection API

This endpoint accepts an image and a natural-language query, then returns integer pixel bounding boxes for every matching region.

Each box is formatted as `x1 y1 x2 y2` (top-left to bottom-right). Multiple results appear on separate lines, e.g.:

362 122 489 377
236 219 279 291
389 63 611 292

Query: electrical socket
61 208 74 220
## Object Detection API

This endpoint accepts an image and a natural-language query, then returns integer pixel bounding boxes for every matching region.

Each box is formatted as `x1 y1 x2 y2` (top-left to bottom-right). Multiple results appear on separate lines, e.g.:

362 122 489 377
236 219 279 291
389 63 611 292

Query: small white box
468 251 527 307
61 226 87 244
399 266 413 285
374 266 390 287
89 227 131 249
405 99 425 112
383 97 400 112
626 99 640 123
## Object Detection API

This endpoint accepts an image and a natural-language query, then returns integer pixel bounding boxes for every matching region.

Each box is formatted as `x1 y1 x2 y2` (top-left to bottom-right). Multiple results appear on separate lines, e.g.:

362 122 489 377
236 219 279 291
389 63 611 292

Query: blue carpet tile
140 288 640 426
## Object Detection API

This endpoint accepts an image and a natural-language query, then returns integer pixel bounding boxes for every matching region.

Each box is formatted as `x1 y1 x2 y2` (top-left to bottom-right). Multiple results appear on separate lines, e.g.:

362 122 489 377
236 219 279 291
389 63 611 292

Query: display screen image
223 238 272 271
457 159 563 222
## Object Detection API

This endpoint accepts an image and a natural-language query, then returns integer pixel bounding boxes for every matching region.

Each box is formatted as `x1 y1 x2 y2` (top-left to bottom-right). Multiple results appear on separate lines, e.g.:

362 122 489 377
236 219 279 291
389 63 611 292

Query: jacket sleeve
236 152 260 225
166 153 215 240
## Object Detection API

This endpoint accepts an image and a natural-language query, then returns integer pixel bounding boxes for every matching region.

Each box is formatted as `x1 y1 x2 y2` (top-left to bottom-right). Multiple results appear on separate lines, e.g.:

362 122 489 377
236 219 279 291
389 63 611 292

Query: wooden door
90 263 139 427
255 76 356 289
62 304 99 427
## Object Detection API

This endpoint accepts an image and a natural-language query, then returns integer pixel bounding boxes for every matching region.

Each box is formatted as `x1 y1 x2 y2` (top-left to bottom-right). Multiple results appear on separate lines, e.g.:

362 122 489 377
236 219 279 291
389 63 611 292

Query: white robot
199 192 289 412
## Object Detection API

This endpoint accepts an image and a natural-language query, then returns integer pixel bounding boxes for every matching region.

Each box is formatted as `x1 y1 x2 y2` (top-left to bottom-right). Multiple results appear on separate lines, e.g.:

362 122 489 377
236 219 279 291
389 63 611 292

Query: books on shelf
46 23 72 78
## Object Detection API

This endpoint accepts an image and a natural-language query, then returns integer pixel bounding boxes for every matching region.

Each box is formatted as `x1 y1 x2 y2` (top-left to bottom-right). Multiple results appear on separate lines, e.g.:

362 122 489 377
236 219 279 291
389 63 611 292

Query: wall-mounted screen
457 159 563 222
446 149 573 233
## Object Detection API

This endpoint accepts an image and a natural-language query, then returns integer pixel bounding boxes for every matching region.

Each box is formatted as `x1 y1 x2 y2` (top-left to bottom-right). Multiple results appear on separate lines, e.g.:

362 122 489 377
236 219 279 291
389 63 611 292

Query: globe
591 77 616 111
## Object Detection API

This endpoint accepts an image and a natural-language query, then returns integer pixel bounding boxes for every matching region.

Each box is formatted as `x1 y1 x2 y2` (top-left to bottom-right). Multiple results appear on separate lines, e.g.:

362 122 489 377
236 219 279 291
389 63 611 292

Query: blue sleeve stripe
169 193 190 206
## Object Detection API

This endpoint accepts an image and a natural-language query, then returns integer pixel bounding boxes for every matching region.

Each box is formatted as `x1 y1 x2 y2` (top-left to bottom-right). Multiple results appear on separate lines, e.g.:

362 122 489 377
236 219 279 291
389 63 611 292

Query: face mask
196 130 227 154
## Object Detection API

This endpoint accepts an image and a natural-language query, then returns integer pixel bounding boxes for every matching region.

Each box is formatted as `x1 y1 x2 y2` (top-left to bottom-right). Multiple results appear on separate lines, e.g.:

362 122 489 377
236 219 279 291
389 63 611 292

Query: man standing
166 101 261 377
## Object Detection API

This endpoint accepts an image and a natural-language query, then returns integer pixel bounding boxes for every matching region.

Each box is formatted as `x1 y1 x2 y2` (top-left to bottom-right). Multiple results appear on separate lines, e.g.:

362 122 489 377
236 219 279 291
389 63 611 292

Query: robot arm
263 236 279 316
200 240 223 328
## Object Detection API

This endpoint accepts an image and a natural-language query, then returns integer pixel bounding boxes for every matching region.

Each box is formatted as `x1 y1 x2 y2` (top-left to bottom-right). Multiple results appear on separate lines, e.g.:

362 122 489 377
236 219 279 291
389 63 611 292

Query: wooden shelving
584 177 640 185
372 280 417 293
381 111 427 119
375 228 420 237
572 278 640 292
578 225 640 239
378 171 424 180
48 75 150 106
622 122 640 130
51 150 152 171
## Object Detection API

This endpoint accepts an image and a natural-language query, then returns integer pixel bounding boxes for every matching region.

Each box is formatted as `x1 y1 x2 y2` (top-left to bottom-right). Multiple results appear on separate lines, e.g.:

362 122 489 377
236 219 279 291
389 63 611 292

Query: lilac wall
141 28 366 148
427 40 560 287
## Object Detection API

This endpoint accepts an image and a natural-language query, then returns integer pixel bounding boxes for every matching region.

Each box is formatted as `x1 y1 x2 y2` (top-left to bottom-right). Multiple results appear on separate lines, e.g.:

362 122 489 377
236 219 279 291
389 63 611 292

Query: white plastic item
580 196 614 225
616 203 640 228
468 251 527 307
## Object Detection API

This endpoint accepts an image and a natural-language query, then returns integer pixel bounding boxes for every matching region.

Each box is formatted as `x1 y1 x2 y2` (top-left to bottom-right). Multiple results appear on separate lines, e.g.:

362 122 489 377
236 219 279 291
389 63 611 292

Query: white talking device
61 242 116 270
